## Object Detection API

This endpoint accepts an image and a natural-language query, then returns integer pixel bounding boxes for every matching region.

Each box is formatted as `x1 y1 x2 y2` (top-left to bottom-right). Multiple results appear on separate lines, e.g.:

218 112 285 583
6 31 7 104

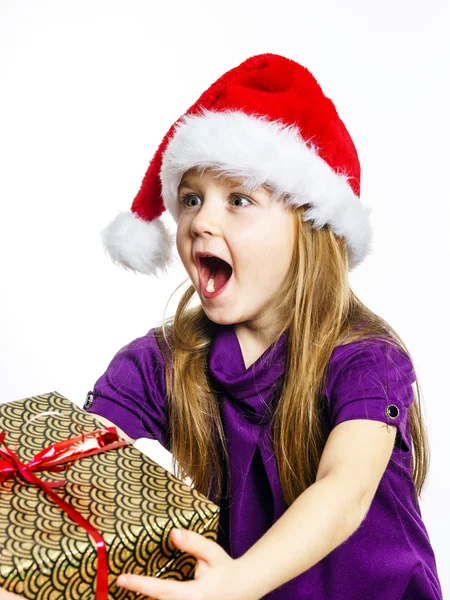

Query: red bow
0 427 129 599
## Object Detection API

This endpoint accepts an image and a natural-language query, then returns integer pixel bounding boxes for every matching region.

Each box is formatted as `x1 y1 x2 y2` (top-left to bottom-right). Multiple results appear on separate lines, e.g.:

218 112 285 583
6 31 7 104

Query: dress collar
208 323 288 425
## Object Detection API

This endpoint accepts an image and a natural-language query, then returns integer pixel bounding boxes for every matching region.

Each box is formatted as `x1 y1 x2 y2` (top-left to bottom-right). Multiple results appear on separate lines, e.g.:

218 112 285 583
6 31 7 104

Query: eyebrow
178 175 199 191
177 174 273 194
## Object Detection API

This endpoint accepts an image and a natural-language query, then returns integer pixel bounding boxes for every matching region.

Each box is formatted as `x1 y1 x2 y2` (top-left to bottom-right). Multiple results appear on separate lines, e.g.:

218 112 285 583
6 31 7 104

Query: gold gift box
0 391 219 599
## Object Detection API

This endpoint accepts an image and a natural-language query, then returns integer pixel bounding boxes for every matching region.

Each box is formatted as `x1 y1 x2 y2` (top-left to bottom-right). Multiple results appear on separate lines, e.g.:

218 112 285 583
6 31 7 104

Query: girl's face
176 168 296 334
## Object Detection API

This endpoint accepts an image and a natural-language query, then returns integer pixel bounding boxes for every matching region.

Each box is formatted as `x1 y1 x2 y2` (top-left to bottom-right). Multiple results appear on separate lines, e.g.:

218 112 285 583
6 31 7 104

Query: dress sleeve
324 339 417 452
83 328 171 451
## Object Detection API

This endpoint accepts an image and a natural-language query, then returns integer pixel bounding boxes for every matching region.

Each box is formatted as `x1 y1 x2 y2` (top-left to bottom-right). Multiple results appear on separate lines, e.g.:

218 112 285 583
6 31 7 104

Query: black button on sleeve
84 393 94 409
385 404 400 419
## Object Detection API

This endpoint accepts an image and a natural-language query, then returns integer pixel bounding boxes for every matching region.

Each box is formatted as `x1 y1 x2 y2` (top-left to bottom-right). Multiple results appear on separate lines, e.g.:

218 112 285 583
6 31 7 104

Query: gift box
0 391 219 599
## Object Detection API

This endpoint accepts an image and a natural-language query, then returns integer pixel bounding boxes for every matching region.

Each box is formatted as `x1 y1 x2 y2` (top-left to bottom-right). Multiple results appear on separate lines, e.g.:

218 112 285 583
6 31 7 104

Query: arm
90 413 136 445
235 418 397 599
84 329 170 450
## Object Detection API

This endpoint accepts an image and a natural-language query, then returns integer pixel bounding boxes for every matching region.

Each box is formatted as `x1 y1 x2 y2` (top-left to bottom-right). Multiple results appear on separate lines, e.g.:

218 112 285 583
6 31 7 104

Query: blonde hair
153 171 430 508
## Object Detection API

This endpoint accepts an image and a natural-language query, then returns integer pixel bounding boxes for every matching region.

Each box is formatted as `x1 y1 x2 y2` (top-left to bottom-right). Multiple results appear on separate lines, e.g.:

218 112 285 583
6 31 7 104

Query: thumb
171 528 224 565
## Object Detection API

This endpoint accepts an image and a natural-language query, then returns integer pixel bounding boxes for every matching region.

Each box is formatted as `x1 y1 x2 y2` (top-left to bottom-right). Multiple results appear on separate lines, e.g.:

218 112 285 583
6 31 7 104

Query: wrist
233 554 271 600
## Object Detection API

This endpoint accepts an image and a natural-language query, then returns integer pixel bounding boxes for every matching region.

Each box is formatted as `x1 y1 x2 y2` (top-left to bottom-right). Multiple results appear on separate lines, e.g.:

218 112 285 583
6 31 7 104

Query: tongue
202 257 232 292
210 265 231 292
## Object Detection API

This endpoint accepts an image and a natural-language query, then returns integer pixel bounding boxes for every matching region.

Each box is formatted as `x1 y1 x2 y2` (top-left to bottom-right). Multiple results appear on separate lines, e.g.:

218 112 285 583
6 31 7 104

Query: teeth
206 277 215 292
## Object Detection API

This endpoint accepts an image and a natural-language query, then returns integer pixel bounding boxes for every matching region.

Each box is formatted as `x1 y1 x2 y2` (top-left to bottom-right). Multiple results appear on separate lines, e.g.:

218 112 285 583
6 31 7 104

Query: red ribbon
0 427 129 600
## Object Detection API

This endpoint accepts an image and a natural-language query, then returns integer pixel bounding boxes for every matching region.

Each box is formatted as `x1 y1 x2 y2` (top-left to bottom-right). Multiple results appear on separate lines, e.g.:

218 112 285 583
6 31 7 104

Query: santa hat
101 53 373 275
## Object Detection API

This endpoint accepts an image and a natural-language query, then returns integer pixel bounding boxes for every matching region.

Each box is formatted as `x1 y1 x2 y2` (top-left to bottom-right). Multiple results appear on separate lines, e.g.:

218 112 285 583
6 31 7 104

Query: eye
230 194 252 207
178 192 253 208
178 192 199 208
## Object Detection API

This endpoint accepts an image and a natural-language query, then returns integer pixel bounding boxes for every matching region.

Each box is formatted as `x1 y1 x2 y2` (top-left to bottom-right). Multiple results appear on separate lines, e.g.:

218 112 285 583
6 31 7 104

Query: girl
90 53 443 599
1 53 441 600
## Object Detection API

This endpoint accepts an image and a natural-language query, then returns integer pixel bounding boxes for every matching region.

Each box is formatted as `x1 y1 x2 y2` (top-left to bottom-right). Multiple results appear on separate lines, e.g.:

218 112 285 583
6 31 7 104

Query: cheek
175 225 187 257
235 221 292 283
176 225 197 278
232 234 268 283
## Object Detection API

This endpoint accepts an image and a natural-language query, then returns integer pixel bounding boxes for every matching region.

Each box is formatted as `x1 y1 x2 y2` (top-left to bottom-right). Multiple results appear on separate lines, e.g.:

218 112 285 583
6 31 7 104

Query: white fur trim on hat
160 108 373 270
101 211 176 277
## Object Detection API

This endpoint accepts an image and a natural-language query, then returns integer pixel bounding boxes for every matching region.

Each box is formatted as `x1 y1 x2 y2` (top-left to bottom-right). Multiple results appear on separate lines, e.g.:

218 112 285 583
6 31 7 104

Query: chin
201 309 234 326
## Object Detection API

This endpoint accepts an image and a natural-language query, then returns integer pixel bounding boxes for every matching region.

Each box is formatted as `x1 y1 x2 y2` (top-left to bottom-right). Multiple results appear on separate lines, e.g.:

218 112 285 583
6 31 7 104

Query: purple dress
84 323 443 599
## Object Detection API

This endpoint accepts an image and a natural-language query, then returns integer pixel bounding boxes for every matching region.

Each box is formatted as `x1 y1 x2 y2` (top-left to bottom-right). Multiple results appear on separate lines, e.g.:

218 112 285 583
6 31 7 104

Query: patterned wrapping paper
0 391 220 599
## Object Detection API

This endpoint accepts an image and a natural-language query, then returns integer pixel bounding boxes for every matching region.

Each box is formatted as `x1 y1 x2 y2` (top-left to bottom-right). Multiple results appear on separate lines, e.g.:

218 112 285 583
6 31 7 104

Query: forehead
178 168 273 193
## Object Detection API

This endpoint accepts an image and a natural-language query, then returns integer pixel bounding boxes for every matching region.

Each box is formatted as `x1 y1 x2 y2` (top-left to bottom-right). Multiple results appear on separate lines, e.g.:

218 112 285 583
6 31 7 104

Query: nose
190 199 222 237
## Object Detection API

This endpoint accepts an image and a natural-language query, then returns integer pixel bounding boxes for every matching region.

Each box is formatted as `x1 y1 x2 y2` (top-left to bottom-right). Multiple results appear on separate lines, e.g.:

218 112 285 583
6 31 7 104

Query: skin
0 169 298 600
115 171 397 596
175 168 296 368
1 172 398 599
112 170 299 598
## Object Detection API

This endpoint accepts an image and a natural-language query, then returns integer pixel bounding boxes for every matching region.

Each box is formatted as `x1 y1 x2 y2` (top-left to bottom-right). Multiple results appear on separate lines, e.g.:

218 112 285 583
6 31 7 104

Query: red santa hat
101 53 372 275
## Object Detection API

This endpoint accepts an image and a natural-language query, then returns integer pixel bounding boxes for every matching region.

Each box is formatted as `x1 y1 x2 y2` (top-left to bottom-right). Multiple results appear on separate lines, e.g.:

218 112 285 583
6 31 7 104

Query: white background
1 0 449 595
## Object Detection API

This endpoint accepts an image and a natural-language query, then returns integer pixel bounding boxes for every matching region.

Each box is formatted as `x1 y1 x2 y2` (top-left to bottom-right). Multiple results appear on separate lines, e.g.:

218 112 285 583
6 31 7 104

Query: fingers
0 591 27 600
116 529 228 598
170 528 225 566
117 574 197 599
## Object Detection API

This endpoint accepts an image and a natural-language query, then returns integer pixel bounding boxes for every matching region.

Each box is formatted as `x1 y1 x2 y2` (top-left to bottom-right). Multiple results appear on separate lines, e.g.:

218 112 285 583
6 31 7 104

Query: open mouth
198 256 233 296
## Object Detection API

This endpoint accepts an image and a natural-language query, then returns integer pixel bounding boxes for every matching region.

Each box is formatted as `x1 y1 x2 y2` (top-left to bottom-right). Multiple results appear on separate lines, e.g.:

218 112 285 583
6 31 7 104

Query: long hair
153 181 430 509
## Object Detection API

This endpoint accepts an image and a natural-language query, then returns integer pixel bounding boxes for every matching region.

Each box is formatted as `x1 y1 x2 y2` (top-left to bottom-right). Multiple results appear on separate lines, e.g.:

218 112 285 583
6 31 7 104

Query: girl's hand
0 591 26 599
117 527 261 600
